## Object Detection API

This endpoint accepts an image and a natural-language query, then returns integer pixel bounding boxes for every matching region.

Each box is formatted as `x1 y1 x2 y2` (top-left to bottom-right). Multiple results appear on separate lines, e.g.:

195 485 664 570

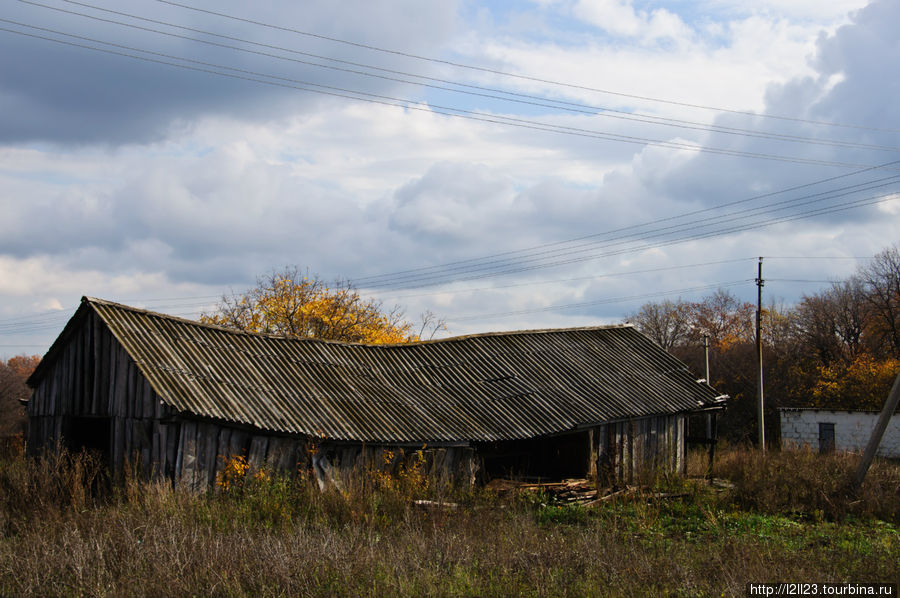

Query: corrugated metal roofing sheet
49 297 724 443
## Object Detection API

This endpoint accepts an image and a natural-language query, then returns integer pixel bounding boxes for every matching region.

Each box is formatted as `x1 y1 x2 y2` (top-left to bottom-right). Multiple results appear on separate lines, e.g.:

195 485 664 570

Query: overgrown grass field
0 441 896 597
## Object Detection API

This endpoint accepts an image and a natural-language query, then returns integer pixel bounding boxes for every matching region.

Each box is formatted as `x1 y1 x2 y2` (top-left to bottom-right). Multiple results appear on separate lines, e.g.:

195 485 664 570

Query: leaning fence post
851 371 900 490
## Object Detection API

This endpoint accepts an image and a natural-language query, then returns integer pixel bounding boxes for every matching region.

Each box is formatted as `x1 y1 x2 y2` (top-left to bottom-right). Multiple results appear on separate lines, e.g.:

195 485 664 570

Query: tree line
0 355 39 438
627 243 900 444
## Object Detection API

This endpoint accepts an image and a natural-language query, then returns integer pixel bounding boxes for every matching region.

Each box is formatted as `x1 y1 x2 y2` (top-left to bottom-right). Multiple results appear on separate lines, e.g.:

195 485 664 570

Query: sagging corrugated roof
32 297 724 443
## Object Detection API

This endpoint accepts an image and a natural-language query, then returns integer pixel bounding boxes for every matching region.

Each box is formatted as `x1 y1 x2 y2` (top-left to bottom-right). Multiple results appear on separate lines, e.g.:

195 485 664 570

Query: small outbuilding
780 407 900 457
25 297 725 489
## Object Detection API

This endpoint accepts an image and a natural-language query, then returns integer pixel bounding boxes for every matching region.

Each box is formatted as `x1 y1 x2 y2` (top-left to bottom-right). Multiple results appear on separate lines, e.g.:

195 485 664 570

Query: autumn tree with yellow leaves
627 243 900 443
201 267 443 344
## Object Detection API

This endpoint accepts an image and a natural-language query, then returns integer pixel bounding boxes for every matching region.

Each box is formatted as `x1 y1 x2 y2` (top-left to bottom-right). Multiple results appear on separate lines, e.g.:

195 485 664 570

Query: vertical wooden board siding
70 330 80 413
204 424 220 488
129 368 140 421
140 424 152 476
62 338 73 414
247 436 268 472
72 338 81 411
179 421 198 490
124 417 134 470
676 416 685 474
150 380 163 420
214 427 233 483
74 327 83 413
97 327 107 413
195 424 210 488
264 437 287 471
142 374 155 420
165 423 179 480
152 420 164 478
633 420 642 475
615 423 623 482
586 429 596 479
295 438 310 471
229 429 248 460
111 417 122 474
628 420 636 483
91 317 102 414
596 424 609 482
673 416 679 471
82 325 92 416
77 335 85 410
613 423 622 482
45 361 55 416
51 364 59 414
282 440 303 473
194 423 213 488
116 348 130 419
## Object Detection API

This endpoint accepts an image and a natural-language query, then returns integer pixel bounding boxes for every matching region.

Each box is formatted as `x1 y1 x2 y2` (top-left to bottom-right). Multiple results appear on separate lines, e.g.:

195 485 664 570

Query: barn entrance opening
64 416 111 463
480 431 591 481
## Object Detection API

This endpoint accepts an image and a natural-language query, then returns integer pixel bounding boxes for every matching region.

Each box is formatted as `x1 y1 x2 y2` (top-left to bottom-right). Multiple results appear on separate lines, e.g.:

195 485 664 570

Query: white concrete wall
780 409 900 458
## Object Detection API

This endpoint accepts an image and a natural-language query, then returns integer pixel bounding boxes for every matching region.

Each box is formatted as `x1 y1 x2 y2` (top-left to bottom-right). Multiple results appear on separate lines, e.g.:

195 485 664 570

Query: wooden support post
851 372 900 490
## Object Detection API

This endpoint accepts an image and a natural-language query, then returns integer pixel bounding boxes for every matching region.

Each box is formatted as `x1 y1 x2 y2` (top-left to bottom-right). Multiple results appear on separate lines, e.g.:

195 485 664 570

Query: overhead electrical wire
354 176 900 289
17 0 899 154
0 300 217 335
372 258 758 300
352 160 900 287
359 189 899 291
2 19 887 172
0 257 839 334
3 3 896 334
447 280 753 322
150 0 899 134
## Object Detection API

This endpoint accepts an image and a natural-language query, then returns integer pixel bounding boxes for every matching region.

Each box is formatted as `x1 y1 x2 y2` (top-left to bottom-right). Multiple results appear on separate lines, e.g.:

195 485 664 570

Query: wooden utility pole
852 371 900 489
756 257 765 451
703 334 710 385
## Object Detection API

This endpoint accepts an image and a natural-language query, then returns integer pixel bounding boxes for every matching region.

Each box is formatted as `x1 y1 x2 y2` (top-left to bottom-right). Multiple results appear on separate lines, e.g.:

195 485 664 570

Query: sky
1 0 898 356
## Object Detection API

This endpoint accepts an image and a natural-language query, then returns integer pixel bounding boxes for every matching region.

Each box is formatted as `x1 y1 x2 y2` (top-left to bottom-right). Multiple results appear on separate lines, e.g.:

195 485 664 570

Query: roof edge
82 296 634 347
26 297 93 388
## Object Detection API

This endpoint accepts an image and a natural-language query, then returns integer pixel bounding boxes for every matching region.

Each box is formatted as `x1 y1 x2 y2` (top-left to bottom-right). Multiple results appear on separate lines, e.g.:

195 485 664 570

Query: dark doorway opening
479 431 591 481
818 422 835 454
64 416 111 462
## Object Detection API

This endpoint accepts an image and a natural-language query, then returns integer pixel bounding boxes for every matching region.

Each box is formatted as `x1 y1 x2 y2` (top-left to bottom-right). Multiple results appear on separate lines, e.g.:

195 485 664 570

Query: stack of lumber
486 478 690 506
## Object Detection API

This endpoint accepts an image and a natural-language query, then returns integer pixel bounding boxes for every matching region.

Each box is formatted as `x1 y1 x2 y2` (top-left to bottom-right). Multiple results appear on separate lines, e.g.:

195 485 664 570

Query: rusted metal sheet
30 297 724 444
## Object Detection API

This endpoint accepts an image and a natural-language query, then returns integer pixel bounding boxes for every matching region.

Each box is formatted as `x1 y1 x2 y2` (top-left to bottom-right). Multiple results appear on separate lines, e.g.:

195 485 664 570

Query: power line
4 20 881 172
352 161 900 287
362 189 899 291
371 258 757 301
356 176 900 290
447 280 752 322
151 0 899 134
20 0 898 153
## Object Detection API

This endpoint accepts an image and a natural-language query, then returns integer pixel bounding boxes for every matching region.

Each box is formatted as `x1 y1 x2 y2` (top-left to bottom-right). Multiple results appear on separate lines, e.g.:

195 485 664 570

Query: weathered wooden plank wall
27 312 178 477
307 443 478 490
26 308 692 490
593 414 687 485
169 419 310 490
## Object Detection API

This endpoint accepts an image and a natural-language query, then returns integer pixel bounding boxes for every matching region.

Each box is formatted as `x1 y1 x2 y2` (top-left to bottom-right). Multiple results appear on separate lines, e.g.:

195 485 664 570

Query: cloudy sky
1 0 898 356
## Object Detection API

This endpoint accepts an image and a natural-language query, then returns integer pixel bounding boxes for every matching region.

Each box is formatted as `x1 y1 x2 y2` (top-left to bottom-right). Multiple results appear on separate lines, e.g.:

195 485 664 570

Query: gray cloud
0 0 461 145
1 0 898 351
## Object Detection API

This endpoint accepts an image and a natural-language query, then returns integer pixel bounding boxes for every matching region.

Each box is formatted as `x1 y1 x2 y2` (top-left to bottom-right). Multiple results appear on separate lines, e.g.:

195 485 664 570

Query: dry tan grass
0 443 895 596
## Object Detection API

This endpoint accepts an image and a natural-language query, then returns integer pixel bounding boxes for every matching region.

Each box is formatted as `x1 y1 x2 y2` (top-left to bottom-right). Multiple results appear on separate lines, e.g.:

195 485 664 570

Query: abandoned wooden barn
25 297 725 489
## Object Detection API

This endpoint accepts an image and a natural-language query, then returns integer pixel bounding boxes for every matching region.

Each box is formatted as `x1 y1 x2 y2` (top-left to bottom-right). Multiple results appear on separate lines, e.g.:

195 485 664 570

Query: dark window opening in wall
818 422 835 454
64 416 111 463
